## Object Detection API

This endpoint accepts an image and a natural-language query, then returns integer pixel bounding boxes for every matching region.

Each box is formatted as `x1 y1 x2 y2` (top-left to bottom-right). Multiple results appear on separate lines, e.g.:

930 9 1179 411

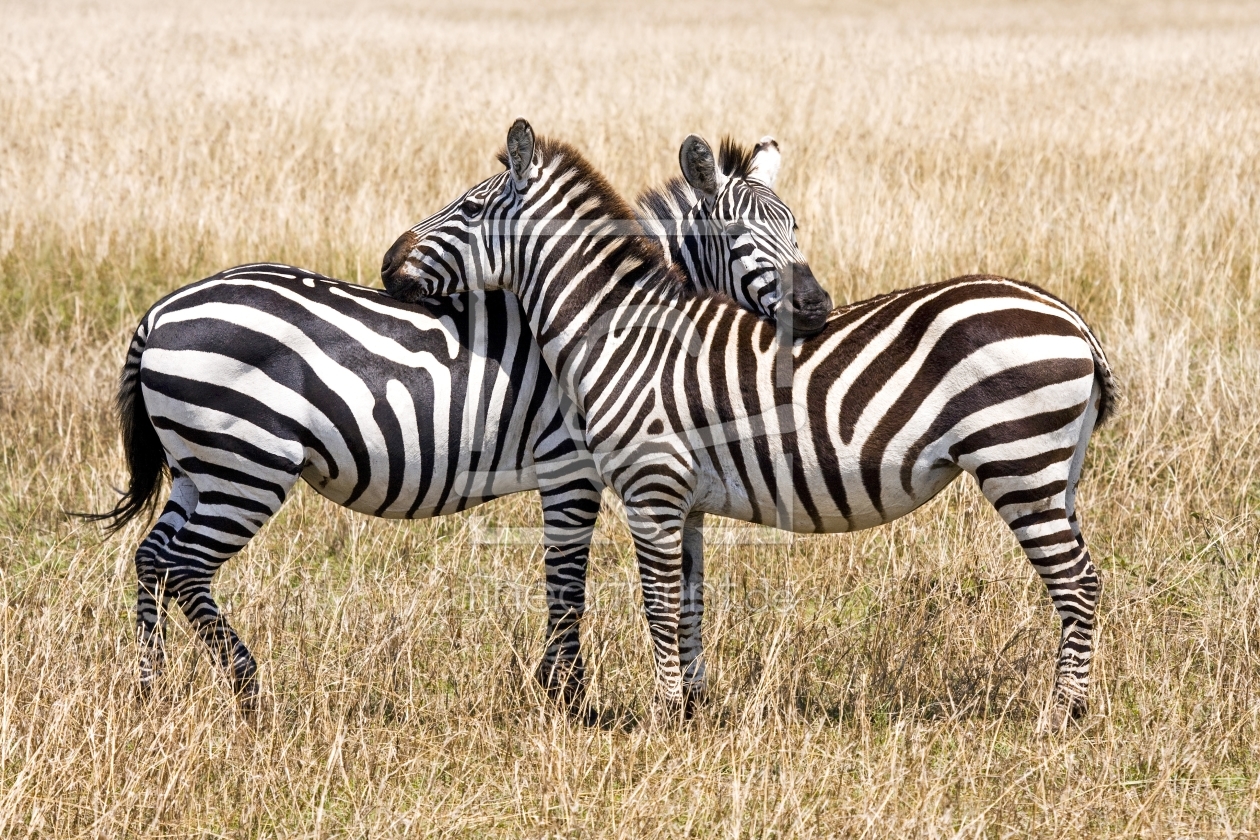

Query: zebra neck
635 187 715 282
659 216 708 288
634 186 704 284
634 210 677 269
514 230 689 414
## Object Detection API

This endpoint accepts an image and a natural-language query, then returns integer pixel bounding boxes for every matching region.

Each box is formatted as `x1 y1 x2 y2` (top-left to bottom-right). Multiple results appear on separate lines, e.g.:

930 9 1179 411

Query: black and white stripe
88 135 821 709
383 119 1115 725
636 135 831 332
93 267 600 707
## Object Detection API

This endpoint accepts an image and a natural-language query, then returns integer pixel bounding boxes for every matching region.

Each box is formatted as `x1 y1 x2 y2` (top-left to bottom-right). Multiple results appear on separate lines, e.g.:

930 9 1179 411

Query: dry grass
2 0 1260 835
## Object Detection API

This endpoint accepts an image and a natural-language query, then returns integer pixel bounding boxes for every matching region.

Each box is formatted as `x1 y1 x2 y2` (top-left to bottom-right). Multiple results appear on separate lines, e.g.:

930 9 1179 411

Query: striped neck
509 151 696 413
635 178 698 274
517 231 695 417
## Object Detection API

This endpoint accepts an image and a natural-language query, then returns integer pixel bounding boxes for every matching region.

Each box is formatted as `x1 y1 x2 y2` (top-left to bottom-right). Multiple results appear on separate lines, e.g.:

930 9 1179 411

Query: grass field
2 0 1260 835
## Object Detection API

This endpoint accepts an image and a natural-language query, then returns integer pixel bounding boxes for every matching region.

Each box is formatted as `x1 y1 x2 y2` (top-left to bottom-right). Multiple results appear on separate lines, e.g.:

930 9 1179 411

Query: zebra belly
690 437 964 534
303 464 542 519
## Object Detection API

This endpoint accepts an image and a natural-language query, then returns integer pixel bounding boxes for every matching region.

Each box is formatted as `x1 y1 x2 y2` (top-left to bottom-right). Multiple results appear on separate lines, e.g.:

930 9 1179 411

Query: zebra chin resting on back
82 134 829 712
383 119 1116 730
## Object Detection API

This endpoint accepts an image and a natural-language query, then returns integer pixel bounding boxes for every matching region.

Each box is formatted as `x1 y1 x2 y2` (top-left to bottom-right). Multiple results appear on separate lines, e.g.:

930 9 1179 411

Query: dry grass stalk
1 0 1258 835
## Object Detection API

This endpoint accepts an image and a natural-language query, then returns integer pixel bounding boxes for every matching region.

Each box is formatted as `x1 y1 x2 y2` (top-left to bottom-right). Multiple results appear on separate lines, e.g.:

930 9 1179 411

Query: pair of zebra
90 122 1113 729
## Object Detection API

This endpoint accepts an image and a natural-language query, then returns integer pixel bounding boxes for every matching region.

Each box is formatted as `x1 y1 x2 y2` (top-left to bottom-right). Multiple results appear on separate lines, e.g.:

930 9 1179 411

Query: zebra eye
459 198 483 216
724 222 751 238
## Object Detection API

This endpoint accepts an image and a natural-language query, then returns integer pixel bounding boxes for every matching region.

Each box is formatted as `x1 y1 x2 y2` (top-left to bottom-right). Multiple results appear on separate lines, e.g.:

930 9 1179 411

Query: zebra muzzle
381 230 422 301
781 263 833 338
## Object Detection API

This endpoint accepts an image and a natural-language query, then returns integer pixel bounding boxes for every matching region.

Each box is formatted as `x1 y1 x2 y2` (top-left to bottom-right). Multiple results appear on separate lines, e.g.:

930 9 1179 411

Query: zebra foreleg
537 540 592 708
535 481 601 710
624 503 689 720
678 511 706 715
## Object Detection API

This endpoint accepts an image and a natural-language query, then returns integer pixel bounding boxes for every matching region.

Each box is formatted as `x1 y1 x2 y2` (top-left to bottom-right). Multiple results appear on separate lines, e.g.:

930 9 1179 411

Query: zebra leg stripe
168 571 259 706
536 482 601 707
153 477 293 711
132 469 199 693
678 512 706 712
981 470 1098 717
624 502 689 713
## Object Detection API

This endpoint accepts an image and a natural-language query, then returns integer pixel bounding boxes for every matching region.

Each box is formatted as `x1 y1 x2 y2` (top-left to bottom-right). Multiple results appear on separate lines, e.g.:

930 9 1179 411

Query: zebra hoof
536 661 586 711
650 693 692 726
682 684 707 720
136 676 157 703
234 676 260 719
137 653 163 700
1038 695 1087 735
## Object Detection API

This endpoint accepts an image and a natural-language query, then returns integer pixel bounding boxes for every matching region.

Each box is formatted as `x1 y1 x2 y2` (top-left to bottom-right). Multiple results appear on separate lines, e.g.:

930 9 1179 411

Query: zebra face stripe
382 171 513 302
676 135 832 336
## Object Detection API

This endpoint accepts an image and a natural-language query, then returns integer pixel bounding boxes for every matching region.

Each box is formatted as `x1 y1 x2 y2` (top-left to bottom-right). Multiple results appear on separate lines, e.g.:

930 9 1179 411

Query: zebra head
383 122 833 339
384 120 677 307
382 120 609 303
381 164 513 301
673 135 832 336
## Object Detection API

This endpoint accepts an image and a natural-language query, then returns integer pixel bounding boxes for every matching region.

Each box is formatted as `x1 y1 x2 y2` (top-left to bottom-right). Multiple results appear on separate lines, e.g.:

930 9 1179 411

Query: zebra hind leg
536 481 600 712
974 438 1100 731
132 468 199 696
156 476 294 714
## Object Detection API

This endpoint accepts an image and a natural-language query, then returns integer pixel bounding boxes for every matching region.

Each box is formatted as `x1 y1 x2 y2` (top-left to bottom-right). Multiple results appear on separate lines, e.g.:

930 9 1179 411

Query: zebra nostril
790 264 832 311
801 285 833 315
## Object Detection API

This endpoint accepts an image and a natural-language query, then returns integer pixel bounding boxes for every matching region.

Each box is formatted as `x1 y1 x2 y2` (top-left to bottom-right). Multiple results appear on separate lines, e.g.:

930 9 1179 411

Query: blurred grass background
1 0 1259 835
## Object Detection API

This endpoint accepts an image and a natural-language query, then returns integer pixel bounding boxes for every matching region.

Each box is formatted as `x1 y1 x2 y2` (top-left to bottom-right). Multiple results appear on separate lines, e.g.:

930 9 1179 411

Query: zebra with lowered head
382 119 1115 729
83 134 829 711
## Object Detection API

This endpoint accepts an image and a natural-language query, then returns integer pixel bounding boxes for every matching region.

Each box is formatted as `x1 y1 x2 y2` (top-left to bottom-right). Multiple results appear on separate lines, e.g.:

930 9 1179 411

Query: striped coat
383 120 1114 728
86 134 825 710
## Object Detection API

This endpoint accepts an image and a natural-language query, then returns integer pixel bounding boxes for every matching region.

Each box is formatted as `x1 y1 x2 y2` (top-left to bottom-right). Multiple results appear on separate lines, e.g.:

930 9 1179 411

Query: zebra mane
634 136 760 224
717 137 756 179
634 177 695 230
496 135 698 302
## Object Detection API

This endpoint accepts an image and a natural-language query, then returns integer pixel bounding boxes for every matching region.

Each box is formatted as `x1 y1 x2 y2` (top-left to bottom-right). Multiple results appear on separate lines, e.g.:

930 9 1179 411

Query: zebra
82 134 827 711
381 119 1116 729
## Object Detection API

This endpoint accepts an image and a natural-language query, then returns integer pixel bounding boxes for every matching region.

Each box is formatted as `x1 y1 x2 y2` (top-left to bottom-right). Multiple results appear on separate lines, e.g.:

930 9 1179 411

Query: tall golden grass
2 0 1259 835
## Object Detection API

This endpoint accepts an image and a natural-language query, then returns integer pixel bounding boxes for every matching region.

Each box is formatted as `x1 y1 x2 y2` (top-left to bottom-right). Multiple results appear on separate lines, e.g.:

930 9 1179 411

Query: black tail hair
1091 345 1117 428
74 330 168 534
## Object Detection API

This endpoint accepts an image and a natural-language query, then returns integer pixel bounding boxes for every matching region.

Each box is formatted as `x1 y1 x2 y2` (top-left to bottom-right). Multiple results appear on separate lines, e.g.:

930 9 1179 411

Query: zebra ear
748 136 781 188
679 134 727 200
507 118 537 189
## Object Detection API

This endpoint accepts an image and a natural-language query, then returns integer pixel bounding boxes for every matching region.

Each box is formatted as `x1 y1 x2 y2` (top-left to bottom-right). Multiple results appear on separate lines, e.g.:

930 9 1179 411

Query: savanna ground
2 0 1259 835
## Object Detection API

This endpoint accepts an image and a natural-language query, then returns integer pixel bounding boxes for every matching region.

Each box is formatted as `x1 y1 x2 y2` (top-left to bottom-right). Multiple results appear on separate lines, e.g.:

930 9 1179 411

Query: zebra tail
75 324 168 534
1085 328 1117 428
